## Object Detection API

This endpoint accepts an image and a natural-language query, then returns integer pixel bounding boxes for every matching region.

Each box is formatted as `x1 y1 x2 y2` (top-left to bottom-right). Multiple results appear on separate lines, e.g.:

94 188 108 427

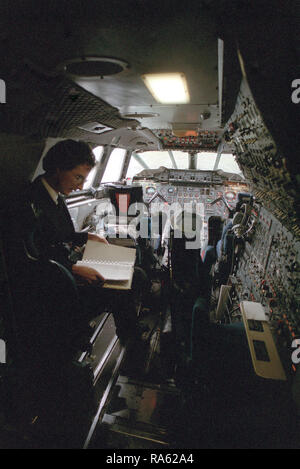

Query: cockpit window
126 151 189 179
83 145 104 189
197 152 242 175
196 152 219 171
217 153 242 174
126 150 242 179
101 148 126 183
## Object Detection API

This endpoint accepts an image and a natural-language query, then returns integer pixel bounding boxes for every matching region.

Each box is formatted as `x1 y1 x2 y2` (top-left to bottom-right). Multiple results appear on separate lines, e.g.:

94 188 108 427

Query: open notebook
76 240 136 290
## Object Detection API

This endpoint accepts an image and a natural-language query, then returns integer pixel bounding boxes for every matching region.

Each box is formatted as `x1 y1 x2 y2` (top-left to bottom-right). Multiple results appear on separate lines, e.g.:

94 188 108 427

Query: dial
225 190 236 200
145 186 156 195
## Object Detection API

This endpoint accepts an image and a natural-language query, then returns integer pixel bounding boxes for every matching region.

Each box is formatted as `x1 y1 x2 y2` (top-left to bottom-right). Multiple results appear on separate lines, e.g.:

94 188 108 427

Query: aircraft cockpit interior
0 0 299 450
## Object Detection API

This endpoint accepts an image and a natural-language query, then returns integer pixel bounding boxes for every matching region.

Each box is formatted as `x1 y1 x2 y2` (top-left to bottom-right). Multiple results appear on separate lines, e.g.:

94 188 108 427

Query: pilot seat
0 191 96 434
202 192 254 285
103 183 143 240
166 210 211 382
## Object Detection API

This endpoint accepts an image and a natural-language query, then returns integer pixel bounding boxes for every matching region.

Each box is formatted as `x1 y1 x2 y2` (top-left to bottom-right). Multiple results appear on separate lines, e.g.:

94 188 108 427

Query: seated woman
28 139 107 278
26 139 139 342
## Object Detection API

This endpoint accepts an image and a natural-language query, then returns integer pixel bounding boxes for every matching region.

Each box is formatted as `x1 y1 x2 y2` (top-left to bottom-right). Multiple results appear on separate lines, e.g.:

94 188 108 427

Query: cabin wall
0 133 45 201
223 77 300 383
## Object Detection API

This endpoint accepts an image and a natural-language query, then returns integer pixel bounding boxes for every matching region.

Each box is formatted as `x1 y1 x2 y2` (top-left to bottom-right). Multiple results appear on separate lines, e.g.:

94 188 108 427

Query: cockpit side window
83 146 104 189
101 148 126 183
215 153 242 175
197 152 242 175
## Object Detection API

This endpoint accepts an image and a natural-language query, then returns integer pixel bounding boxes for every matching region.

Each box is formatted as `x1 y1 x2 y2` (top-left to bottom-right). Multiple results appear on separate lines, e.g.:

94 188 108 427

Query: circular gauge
168 187 175 194
146 186 156 195
225 191 236 200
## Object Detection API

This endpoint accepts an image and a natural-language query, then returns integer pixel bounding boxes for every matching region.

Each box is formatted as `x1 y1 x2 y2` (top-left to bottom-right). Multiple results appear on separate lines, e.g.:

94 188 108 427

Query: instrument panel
143 183 238 207
133 169 249 245
225 77 300 239
232 204 300 376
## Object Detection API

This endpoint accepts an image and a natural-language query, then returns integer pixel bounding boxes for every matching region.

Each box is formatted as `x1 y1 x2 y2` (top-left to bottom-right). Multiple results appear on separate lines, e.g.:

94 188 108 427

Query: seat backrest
236 192 253 210
207 216 223 247
171 236 201 282
1 193 85 365
170 211 206 290
105 184 143 217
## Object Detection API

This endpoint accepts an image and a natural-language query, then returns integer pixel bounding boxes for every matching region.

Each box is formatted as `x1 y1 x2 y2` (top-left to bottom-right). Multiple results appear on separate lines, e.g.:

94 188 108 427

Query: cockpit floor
90 306 300 449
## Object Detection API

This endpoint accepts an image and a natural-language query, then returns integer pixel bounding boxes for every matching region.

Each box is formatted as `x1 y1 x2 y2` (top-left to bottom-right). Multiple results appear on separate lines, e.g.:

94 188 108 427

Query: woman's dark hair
42 139 96 173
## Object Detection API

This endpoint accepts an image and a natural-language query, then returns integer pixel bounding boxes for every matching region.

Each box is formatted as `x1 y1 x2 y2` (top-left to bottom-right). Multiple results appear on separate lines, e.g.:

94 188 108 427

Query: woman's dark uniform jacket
28 175 88 270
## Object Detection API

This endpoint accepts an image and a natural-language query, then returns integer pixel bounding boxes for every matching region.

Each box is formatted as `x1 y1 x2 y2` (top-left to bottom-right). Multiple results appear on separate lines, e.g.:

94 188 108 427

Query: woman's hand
72 264 106 284
88 232 109 244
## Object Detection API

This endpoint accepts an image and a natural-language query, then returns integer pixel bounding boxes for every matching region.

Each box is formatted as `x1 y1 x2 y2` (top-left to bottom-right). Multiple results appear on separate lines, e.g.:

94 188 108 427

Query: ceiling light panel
142 73 190 104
